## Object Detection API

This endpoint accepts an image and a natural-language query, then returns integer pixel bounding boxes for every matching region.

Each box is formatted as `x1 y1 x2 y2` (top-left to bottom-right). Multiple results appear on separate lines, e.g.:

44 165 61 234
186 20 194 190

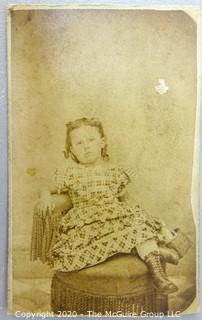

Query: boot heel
153 280 178 294
145 252 178 294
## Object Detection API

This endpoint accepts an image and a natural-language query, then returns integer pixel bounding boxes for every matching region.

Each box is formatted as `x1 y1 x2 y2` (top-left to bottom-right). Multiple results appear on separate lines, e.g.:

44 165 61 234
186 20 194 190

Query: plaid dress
49 164 162 272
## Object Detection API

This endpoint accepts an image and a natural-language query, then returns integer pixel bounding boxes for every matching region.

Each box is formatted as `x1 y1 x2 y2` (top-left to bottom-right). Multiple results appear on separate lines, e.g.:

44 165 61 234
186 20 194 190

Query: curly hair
64 117 109 162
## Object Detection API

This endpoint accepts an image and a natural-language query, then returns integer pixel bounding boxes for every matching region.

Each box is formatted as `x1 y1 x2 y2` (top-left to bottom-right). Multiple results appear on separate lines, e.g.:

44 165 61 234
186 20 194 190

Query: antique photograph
8 6 199 316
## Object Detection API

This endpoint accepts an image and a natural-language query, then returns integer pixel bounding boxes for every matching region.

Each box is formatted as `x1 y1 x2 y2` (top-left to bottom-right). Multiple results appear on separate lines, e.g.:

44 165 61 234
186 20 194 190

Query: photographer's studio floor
10 249 196 315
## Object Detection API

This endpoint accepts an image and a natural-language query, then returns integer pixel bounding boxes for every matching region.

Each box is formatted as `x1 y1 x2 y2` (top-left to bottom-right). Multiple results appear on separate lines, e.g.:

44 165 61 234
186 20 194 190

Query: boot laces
147 252 166 277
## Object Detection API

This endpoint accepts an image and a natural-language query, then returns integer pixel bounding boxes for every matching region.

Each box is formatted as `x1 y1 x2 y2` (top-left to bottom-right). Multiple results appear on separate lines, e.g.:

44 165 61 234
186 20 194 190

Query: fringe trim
30 208 63 263
51 273 168 314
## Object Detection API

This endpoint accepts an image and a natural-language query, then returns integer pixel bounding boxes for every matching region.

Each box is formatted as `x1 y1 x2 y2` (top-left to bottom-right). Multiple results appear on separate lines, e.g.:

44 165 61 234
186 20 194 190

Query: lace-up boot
145 252 178 294
159 246 179 265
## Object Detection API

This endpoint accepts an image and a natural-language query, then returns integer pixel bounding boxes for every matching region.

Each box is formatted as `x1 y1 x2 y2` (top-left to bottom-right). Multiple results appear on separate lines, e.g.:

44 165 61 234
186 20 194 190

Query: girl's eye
89 138 95 142
76 141 82 145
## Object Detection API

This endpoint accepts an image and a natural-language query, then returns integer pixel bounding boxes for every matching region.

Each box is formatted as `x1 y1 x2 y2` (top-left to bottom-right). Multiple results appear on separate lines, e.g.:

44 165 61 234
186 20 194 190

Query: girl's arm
117 167 136 203
38 185 58 197
118 190 130 203
37 164 72 215
36 187 56 216
36 177 67 216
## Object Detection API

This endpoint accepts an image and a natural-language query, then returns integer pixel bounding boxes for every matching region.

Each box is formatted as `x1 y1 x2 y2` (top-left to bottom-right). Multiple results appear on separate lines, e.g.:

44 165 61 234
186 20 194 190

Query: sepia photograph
8 5 199 316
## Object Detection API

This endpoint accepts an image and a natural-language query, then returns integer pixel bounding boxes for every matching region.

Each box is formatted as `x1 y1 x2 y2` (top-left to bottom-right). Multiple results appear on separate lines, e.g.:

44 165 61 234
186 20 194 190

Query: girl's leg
136 239 178 294
159 246 179 265
136 238 178 265
136 239 159 260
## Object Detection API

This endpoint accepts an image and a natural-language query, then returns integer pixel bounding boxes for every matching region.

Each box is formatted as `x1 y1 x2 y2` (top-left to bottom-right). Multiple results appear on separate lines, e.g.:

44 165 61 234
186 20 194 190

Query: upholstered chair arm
51 193 73 212
31 193 72 263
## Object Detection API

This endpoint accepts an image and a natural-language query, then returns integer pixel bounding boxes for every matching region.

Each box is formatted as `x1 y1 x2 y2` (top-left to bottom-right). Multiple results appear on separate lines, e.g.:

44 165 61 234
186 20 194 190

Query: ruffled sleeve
116 167 135 197
54 166 70 194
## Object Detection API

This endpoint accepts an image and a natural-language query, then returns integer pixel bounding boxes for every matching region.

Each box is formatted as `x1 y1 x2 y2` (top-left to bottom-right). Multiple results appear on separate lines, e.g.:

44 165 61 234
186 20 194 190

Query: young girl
36 117 191 295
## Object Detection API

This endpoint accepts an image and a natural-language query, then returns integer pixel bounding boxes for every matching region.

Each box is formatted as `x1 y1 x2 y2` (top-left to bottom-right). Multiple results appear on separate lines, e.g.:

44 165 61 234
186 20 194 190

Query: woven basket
167 228 192 258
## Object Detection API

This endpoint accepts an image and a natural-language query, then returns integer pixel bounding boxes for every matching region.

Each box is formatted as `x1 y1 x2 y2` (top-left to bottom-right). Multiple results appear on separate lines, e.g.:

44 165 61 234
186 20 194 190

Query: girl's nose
83 141 90 149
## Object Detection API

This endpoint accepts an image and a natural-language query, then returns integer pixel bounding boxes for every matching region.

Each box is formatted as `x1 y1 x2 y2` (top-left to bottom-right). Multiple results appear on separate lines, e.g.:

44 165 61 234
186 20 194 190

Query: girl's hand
35 191 55 217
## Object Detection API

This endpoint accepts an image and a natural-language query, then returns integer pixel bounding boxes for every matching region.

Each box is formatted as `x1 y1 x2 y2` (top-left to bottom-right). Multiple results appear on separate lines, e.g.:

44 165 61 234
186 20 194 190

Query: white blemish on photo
155 79 169 95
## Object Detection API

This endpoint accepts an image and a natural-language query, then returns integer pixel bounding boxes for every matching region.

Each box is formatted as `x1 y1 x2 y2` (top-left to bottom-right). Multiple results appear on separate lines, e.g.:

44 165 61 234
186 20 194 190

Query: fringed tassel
30 207 63 263
51 272 168 315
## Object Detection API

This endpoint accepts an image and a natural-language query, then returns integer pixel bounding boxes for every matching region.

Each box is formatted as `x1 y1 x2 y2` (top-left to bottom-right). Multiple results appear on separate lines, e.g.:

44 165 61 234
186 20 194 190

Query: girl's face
69 125 105 165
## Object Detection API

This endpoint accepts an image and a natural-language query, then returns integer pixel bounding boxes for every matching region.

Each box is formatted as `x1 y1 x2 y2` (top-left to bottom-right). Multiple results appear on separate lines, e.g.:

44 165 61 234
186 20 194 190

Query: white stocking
136 239 159 260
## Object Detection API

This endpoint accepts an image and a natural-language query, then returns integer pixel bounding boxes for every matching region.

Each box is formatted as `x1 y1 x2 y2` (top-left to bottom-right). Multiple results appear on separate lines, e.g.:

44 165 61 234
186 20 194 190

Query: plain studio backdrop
9 8 197 311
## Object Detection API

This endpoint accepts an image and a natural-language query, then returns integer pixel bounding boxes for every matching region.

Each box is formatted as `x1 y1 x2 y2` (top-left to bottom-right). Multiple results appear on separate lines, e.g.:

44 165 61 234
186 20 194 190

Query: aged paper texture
8 5 200 316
